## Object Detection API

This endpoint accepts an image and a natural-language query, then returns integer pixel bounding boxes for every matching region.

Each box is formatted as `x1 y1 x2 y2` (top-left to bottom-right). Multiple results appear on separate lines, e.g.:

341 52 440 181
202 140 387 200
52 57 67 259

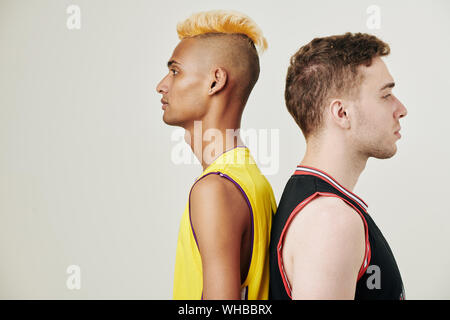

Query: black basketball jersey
269 165 405 300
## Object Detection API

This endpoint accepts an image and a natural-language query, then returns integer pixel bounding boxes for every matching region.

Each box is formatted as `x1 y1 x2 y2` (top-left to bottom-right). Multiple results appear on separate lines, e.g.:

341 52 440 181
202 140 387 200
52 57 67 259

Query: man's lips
394 127 401 139
161 98 168 110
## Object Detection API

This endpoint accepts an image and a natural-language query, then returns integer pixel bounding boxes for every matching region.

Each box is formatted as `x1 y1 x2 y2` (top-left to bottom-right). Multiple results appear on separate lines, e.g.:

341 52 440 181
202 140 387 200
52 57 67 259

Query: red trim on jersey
277 192 371 299
294 165 368 209
277 192 321 299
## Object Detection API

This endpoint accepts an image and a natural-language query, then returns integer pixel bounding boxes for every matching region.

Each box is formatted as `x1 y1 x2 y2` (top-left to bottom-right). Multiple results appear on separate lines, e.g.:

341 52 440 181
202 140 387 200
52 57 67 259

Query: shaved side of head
192 33 260 104
175 10 267 107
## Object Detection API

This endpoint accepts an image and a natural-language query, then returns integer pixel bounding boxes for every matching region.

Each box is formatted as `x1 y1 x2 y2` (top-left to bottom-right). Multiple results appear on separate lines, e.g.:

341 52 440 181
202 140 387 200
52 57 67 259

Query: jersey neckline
201 145 249 173
294 165 369 211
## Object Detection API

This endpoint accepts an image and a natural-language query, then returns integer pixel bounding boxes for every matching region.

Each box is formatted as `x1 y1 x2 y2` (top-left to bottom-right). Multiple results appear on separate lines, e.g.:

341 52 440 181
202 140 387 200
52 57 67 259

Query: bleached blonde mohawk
176 10 268 53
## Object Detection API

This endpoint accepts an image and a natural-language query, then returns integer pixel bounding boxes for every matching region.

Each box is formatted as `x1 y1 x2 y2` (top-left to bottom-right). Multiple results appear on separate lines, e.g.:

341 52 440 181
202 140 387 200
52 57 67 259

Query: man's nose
156 76 168 94
395 97 407 119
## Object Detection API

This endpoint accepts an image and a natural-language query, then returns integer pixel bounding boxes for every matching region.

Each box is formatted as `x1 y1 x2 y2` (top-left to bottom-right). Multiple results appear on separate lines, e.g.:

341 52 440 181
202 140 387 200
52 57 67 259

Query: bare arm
189 174 250 300
283 196 366 299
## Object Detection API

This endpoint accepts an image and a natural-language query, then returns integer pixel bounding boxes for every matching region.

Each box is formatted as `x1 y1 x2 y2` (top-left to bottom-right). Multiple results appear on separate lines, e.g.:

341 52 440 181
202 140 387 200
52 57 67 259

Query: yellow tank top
173 146 277 300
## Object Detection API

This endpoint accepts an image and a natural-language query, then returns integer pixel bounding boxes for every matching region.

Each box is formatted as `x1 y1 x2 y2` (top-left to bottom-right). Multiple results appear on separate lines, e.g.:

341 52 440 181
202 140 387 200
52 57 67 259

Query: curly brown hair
285 32 390 138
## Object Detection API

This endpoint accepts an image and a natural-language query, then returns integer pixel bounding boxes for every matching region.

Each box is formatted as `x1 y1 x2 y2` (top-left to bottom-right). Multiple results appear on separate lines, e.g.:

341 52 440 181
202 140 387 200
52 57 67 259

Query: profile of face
349 57 408 159
156 38 211 127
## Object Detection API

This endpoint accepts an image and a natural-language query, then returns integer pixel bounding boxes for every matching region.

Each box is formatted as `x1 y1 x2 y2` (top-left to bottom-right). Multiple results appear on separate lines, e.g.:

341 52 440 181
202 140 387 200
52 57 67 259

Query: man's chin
162 112 174 125
162 117 173 126
162 114 184 127
371 145 397 160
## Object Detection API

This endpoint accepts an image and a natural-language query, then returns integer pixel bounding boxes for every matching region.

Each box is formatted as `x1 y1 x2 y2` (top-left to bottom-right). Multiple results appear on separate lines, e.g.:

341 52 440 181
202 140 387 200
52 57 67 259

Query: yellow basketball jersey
173 146 277 300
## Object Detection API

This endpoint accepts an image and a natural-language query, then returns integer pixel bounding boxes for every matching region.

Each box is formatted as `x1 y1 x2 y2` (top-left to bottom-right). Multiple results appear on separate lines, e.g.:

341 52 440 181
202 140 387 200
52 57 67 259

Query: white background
1 0 449 299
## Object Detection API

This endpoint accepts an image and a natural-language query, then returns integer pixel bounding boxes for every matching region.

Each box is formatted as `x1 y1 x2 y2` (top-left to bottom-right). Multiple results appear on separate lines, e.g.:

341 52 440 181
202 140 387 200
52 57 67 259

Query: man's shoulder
288 195 365 239
190 173 237 201
303 195 357 215
189 172 250 223
283 195 366 285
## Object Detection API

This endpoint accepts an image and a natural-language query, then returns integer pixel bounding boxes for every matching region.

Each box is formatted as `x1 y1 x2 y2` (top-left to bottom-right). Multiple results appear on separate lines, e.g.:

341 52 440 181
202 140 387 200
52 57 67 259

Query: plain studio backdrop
1 0 449 299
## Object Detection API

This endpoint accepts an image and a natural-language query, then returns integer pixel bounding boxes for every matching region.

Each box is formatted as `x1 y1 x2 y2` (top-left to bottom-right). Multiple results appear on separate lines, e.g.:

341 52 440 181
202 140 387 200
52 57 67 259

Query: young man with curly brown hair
269 33 407 300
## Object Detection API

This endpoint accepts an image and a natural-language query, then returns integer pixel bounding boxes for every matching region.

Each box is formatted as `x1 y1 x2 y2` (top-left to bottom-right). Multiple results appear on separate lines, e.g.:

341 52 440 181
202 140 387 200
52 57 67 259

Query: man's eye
382 94 391 99
170 69 178 75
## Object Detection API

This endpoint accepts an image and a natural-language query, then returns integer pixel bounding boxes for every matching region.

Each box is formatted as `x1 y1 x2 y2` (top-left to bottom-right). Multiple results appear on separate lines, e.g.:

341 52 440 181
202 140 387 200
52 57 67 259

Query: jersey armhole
276 191 371 299
188 171 255 299
316 192 371 281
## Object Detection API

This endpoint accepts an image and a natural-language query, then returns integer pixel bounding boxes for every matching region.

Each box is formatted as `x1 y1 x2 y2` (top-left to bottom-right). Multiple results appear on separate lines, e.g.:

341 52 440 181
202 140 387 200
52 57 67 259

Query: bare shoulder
189 173 250 238
190 173 249 213
283 195 366 278
191 173 235 197
283 195 367 299
189 173 250 299
290 196 365 235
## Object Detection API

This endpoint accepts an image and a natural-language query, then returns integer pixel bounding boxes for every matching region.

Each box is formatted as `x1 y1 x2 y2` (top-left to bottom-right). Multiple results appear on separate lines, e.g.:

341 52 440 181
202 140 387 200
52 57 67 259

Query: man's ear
208 67 227 95
329 99 351 129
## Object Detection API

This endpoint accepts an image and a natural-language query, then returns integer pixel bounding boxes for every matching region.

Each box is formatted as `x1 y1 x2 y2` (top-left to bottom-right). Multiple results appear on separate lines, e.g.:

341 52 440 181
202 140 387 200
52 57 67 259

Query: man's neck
184 120 244 171
300 135 368 192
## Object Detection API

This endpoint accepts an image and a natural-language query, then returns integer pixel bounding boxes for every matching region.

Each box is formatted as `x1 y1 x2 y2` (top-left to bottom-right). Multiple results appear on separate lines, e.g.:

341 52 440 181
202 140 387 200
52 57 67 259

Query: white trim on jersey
296 166 369 212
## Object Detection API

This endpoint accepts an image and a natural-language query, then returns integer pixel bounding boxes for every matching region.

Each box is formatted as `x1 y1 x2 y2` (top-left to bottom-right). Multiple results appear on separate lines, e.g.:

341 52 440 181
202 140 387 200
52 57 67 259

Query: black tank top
269 165 405 300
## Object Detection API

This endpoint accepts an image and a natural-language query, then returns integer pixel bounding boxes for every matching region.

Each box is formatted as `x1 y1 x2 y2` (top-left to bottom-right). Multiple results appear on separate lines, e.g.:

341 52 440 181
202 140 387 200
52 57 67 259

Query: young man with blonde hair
156 10 276 300
269 33 407 300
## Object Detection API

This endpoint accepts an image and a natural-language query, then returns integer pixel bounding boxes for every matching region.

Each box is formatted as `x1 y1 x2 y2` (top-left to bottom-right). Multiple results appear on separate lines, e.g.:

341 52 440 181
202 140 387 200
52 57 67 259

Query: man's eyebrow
167 60 180 68
380 82 395 91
